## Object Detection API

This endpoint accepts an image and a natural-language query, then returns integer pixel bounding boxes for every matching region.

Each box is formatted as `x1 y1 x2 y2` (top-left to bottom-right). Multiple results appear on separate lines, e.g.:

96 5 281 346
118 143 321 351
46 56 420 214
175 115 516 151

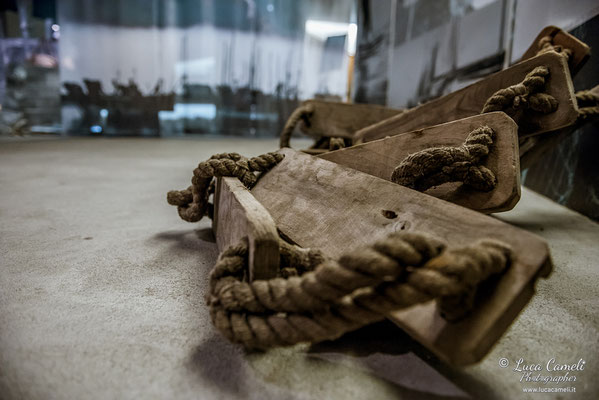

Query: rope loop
391 126 497 192
279 104 315 148
393 64 560 193
576 90 599 120
481 66 557 115
166 152 284 223
208 231 512 349
537 35 572 61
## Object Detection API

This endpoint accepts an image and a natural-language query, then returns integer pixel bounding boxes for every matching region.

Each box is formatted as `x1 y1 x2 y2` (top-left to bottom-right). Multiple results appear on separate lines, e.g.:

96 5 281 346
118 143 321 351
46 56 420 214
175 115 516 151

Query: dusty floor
1 137 598 400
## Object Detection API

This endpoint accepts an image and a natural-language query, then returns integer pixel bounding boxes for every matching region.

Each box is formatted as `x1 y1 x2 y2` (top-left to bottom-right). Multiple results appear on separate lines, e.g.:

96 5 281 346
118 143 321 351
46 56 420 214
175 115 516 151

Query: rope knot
537 35 572 60
167 152 284 223
207 231 512 349
391 125 497 192
481 66 557 116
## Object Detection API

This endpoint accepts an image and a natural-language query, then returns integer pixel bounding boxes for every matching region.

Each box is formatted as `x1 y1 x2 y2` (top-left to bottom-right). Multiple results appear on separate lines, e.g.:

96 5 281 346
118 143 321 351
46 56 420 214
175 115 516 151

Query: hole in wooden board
381 209 398 219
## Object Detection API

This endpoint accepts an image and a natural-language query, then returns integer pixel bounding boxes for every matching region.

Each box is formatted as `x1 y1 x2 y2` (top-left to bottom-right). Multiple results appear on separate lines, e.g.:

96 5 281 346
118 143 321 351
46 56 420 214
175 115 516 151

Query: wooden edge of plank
390 238 552 366
300 99 403 114
353 113 398 144
520 25 590 75
213 177 280 280
457 254 553 365
320 112 521 213
301 148 330 155
392 236 553 366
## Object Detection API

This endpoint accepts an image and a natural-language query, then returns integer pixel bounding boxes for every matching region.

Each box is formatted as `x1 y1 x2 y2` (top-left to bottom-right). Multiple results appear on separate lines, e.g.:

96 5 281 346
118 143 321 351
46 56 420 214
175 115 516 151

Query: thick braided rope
279 104 315 148
391 126 497 192
576 90 599 120
208 231 511 349
537 35 572 60
166 152 284 222
392 65 559 192
481 66 558 115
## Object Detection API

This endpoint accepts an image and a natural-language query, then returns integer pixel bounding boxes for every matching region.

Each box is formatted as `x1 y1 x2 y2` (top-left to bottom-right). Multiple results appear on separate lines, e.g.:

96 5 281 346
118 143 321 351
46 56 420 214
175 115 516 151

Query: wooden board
251 149 552 365
320 112 520 213
354 52 578 143
212 177 280 280
298 99 402 140
521 26 590 75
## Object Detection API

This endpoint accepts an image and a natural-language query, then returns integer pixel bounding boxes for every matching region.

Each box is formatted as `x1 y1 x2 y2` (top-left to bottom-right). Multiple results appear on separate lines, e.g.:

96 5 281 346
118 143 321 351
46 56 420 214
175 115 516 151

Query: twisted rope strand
391 126 497 192
576 90 599 119
209 232 444 314
208 232 512 349
167 152 284 222
279 104 315 148
278 104 349 152
481 66 558 114
537 35 572 60
393 63 561 192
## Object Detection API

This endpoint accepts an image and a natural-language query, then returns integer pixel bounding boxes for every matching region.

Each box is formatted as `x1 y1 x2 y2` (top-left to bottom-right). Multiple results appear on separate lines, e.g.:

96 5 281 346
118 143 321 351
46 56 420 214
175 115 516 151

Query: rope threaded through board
537 35 572 60
208 231 512 349
391 126 497 192
166 152 284 223
481 66 558 115
279 104 315 148
391 64 559 192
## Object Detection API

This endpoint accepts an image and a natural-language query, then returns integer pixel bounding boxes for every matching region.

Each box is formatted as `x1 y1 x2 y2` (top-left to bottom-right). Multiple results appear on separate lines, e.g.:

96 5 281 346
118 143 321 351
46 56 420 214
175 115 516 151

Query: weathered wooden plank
298 99 402 140
520 25 590 75
213 177 280 280
251 149 551 365
354 52 578 143
320 112 520 213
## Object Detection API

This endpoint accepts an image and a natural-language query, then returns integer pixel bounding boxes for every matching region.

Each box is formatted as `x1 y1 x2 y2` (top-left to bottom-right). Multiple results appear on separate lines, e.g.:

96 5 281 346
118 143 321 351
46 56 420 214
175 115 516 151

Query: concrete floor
1 137 598 400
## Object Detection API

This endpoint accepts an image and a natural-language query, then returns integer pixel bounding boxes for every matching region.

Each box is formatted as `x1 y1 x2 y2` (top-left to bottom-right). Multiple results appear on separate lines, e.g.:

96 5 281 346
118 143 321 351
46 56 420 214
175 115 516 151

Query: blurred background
0 0 356 137
0 0 598 219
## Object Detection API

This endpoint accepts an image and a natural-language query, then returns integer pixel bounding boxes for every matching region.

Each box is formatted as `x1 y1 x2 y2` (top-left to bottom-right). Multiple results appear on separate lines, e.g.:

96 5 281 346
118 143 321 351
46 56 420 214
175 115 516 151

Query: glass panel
1 0 353 137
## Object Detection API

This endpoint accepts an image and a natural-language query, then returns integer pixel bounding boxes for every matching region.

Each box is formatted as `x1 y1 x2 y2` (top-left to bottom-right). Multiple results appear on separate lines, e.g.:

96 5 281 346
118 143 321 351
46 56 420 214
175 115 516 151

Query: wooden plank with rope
249 148 551 365
279 99 402 150
319 112 521 213
517 28 595 169
353 52 578 143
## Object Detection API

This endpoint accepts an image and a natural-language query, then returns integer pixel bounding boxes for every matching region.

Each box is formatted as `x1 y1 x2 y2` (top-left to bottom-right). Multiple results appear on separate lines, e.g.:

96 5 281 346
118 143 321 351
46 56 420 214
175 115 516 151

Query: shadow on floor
155 227 496 399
